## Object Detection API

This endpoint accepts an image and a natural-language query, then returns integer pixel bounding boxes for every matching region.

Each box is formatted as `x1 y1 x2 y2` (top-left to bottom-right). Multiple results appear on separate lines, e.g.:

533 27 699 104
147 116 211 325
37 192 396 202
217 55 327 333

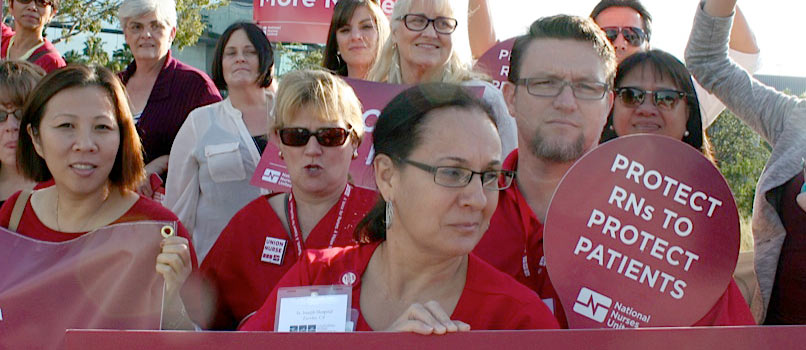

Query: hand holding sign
386 301 471 335
544 135 740 328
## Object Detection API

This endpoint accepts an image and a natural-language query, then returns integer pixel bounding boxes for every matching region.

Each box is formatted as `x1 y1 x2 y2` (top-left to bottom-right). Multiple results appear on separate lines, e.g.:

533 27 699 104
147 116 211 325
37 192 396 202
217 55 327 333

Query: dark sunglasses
615 87 687 110
277 127 351 147
602 26 647 47
16 0 53 7
0 109 23 123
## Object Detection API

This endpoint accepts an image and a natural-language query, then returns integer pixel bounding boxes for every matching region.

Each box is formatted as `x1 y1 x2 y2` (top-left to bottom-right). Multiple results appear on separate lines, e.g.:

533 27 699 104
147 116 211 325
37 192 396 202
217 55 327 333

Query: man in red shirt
473 15 754 327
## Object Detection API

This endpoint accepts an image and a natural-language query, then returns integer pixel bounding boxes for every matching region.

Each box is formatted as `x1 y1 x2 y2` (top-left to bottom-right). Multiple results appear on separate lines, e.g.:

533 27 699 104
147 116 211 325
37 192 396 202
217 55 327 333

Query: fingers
156 236 192 293
386 301 470 335
138 179 154 197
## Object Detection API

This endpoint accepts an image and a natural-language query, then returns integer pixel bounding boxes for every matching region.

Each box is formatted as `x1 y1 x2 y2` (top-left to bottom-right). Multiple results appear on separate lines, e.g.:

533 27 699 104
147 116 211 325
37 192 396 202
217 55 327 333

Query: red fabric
473 150 755 327
239 243 560 331
0 35 66 73
118 51 222 164
201 186 377 330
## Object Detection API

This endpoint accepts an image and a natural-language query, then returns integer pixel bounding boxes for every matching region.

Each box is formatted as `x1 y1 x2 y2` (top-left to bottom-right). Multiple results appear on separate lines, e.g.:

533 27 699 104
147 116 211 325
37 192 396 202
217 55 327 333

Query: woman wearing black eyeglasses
602 49 715 161
241 83 559 333
1 0 65 72
0 61 42 207
200 69 376 330
367 0 517 158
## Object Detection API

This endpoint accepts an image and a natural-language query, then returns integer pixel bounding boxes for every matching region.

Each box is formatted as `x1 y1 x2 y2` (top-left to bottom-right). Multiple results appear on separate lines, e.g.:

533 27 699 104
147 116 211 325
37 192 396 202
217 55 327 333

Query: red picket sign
0 222 174 349
473 38 515 91
544 134 740 328
254 0 397 44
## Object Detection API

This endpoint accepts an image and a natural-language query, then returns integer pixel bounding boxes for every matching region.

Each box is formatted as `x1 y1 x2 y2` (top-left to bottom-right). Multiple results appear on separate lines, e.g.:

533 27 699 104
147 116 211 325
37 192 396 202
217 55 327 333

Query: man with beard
472 14 616 328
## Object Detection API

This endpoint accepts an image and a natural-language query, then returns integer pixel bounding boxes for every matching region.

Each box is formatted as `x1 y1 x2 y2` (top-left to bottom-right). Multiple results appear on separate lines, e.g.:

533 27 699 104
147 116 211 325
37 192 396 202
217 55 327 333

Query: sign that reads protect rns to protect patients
544 134 740 328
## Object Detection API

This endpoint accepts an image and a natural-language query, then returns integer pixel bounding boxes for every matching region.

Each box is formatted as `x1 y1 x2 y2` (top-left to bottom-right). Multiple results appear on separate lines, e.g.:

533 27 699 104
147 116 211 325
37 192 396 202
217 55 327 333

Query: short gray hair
118 0 177 30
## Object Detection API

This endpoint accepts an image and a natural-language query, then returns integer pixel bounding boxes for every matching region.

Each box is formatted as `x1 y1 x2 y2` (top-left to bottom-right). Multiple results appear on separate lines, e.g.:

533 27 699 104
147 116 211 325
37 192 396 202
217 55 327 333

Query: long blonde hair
367 0 488 84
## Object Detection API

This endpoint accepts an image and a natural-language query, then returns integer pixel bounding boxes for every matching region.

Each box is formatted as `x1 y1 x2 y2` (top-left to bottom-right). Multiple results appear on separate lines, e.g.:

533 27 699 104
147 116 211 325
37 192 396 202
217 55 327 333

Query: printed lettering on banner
262 237 287 265
474 38 515 91
544 134 740 328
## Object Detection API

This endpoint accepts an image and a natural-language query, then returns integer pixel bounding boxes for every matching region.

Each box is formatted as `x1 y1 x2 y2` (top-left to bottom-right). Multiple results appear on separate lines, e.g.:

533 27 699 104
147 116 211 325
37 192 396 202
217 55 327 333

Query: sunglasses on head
602 26 647 47
16 0 53 7
277 127 351 147
0 109 22 123
615 87 687 110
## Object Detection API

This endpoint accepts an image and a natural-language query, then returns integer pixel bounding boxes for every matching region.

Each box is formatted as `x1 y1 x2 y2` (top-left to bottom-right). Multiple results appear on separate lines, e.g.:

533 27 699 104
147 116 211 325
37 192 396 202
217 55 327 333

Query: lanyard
286 184 353 257
513 184 535 278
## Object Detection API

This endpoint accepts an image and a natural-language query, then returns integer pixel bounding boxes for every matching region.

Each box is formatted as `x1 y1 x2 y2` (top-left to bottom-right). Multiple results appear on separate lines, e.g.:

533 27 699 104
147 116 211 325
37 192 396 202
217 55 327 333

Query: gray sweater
686 3 806 321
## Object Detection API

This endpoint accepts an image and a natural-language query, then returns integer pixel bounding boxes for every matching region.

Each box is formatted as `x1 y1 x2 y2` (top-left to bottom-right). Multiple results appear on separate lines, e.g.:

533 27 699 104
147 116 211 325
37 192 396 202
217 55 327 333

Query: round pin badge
341 272 357 286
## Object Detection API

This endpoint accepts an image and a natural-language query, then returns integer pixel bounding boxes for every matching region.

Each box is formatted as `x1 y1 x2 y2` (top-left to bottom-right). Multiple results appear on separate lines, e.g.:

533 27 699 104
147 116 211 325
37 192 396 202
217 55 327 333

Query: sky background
479 0 806 77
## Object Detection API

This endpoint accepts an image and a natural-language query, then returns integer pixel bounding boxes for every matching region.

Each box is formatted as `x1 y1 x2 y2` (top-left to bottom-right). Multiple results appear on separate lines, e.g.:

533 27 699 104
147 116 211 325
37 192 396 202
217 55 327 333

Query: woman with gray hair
118 0 221 198
366 0 517 157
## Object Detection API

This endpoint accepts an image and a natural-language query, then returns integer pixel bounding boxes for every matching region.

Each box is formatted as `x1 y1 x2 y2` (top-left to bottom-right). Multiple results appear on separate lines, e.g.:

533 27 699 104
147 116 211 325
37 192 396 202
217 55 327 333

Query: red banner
0 222 174 349
254 0 398 44
65 326 806 350
473 38 515 91
251 78 409 192
544 135 740 328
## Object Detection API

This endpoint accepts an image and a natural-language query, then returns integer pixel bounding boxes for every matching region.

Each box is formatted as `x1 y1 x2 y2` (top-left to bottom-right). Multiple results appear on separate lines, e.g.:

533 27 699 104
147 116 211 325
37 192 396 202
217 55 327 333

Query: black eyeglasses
602 26 647 47
0 109 22 123
277 127 351 147
399 14 458 34
516 78 609 100
615 87 687 110
398 158 515 191
16 0 53 7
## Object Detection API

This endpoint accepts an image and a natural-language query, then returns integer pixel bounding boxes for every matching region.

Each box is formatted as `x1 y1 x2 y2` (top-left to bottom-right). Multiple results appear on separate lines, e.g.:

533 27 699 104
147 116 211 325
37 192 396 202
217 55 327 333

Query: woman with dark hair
322 0 389 79
201 69 376 330
602 49 714 160
166 22 274 262
240 83 559 333
1 0 66 72
0 60 43 206
0 64 197 329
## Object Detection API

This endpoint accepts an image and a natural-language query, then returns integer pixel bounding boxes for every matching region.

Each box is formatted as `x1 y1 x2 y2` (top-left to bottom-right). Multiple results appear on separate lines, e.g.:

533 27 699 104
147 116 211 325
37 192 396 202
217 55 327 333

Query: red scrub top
201 185 377 329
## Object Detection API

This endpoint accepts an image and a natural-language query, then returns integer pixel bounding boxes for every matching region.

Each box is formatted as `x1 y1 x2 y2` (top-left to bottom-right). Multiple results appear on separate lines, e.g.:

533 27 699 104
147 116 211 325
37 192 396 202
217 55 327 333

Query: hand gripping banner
0 221 176 349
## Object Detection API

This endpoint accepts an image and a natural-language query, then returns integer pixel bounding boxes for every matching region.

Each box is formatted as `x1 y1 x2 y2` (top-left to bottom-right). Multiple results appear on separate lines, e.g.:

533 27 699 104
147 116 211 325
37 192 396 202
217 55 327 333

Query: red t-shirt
474 149 755 327
201 185 377 330
0 35 66 73
239 243 560 331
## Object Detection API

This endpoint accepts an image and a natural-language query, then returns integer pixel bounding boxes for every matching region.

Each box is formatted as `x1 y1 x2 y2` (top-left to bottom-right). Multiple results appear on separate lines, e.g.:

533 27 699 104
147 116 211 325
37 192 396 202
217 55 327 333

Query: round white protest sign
544 134 739 328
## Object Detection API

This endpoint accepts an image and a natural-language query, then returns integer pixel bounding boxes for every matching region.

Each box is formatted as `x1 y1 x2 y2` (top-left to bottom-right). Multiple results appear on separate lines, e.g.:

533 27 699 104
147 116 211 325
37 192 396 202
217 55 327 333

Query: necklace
55 190 110 233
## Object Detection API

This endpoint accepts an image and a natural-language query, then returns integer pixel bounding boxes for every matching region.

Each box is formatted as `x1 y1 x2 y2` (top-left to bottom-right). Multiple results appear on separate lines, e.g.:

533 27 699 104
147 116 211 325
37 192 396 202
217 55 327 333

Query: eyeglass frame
614 87 688 110
396 157 516 191
601 26 648 47
398 14 458 34
276 127 353 147
15 0 53 8
0 109 23 123
515 77 610 100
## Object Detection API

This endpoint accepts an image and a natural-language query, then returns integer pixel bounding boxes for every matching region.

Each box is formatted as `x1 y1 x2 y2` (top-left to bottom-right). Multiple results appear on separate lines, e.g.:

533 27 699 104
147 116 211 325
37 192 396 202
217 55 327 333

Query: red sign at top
544 134 740 328
254 0 398 44
473 38 515 91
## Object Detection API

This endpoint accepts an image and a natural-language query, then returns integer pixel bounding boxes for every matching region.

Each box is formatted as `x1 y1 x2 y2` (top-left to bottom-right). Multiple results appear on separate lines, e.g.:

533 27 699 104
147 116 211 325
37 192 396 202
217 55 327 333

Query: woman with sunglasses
322 0 389 79
0 61 42 207
602 49 755 326
200 69 376 330
602 49 714 161
166 22 273 263
241 83 559 333
1 0 66 72
367 0 517 157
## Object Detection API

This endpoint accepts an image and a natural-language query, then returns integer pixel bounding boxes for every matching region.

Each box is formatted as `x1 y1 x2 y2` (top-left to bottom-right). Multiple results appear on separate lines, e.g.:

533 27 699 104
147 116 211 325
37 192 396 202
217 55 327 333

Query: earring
352 150 359 159
385 201 394 230
684 130 690 137
278 151 284 160
608 125 614 131
336 51 342 66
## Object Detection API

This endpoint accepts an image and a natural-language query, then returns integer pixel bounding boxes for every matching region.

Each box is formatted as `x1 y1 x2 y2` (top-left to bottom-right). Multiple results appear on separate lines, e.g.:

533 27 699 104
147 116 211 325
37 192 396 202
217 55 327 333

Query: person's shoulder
171 58 216 85
228 193 278 224
126 196 181 222
187 99 228 120
467 253 542 301
301 243 374 276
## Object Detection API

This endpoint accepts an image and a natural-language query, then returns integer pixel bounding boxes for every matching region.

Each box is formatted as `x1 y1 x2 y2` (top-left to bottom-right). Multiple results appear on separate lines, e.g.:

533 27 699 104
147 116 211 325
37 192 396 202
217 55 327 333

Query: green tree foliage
707 110 772 218
273 43 325 78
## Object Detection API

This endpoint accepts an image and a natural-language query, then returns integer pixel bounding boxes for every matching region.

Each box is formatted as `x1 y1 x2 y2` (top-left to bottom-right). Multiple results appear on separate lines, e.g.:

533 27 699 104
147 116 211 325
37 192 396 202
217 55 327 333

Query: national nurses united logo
573 287 612 323
262 169 282 184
